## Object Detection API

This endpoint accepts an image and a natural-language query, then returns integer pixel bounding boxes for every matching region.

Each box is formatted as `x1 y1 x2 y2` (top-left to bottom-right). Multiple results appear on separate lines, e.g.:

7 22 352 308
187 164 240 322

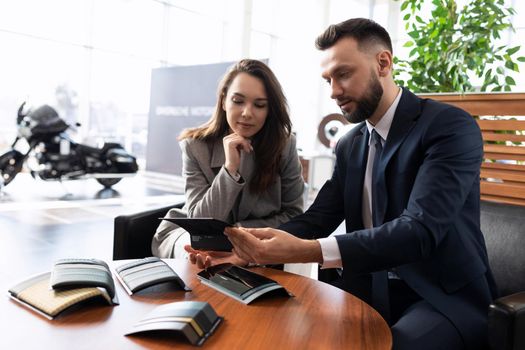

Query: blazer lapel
237 150 257 220
375 88 421 224
347 124 369 230
209 139 225 177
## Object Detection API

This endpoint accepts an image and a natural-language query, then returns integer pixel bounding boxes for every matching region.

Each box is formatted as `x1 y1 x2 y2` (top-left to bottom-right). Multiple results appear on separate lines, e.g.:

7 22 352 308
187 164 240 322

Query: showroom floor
0 172 185 286
0 172 325 288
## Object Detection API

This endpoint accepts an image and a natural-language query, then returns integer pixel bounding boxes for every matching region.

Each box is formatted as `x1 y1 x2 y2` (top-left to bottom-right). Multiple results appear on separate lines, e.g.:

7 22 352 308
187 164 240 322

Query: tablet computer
161 218 233 251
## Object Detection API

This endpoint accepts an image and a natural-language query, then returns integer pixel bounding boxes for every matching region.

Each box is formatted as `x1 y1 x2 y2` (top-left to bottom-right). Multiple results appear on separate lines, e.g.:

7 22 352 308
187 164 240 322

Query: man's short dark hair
315 18 393 53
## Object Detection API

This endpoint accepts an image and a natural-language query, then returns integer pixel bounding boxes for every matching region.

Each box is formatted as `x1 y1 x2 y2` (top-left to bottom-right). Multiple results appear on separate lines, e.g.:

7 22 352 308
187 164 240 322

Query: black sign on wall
145 61 236 175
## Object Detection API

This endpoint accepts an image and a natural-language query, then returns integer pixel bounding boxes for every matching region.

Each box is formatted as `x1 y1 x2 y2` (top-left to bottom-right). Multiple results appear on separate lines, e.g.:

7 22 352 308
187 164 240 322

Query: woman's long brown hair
179 59 292 194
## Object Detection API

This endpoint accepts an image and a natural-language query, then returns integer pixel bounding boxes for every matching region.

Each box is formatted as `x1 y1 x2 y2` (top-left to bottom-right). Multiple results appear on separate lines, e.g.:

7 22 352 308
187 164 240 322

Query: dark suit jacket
280 88 497 349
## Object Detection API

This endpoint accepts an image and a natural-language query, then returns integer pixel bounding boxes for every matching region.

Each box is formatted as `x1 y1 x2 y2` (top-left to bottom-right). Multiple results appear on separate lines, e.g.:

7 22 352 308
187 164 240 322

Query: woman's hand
184 245 248 269
223 133 253 175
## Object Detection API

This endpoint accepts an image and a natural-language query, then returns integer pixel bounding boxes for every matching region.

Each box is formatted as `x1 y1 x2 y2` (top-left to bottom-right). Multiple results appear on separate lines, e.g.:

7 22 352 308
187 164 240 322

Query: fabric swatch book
126 301 223 346
8 272 117 320
50 258 117 300
197 263 292 304
114 257 191 295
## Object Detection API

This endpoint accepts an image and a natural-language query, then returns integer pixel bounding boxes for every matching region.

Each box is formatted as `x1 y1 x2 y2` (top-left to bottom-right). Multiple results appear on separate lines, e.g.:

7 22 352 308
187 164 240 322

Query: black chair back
113 203 184 260
481 201 525 296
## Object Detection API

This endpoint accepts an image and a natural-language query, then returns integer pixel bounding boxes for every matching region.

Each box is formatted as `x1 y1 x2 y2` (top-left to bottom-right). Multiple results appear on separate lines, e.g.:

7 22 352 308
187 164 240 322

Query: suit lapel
347 124 369 229
375 88 421 224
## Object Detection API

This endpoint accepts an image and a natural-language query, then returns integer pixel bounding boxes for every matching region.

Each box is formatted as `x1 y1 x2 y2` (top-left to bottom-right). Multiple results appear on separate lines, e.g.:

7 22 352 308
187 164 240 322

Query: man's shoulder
337 122 366 145
408 91 472 119
400 90 480 142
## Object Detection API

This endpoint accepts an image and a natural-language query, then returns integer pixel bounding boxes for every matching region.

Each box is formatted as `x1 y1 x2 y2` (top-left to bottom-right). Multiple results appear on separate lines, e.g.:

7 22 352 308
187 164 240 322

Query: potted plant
393 0 525 93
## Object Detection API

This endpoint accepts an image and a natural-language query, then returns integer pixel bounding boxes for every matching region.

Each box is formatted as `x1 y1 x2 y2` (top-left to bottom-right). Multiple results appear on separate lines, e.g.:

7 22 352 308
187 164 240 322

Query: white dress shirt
318 88 402 268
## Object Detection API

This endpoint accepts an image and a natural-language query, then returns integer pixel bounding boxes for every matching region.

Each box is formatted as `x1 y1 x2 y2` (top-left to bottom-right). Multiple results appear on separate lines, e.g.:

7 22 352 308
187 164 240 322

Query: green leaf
518 57 525 62
408 30 420 39
400 1 409 11
404 41 415 47
404 13 411 21
505 61 519 72
505 76 516 85
506 46 520 55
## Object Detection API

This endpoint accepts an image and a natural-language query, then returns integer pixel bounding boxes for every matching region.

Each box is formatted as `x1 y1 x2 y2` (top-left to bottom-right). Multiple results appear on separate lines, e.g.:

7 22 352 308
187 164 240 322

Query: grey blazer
152 134 305 257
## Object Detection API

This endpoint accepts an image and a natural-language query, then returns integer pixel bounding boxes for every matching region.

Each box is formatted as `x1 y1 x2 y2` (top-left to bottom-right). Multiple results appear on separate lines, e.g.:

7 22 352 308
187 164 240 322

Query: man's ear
377 51 392 77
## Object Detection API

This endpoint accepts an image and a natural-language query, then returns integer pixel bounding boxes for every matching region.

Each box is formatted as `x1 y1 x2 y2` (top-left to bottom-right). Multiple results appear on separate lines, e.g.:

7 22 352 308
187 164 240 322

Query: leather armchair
482 201 525 350
113 202 184 260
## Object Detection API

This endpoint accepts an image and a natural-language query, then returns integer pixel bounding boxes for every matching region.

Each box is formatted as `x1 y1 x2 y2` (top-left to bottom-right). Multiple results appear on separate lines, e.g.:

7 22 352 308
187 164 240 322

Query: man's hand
223 133 253 175
224 227 323 265
184 245 248 269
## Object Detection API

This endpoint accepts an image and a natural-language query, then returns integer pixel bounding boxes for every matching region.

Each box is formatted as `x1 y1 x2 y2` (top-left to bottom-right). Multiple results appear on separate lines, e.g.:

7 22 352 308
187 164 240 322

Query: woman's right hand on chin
184 245 248 269
223 133 253 175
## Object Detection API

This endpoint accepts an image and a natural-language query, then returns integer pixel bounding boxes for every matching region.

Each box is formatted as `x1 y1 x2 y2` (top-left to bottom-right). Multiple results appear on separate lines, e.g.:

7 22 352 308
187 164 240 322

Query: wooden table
3 259 391 349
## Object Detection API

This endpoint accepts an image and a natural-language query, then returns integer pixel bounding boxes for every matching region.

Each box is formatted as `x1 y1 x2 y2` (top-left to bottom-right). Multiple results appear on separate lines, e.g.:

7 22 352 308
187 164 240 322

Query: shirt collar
366 87 402 144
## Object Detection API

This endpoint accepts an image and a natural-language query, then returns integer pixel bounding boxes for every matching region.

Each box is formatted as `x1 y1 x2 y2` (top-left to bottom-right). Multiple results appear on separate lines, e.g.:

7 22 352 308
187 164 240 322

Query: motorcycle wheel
0 150 24 186
96 178 122 188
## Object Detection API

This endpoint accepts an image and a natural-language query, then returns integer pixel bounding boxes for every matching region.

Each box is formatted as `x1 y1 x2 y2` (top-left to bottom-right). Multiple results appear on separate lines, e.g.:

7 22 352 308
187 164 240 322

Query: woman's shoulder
282 133 297 155
179 137 209 152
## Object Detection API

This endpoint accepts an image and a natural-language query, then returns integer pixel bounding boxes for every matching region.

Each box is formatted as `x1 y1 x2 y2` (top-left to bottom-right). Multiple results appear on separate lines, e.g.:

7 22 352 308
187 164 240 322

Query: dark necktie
371 129 384 227
370 129 391 323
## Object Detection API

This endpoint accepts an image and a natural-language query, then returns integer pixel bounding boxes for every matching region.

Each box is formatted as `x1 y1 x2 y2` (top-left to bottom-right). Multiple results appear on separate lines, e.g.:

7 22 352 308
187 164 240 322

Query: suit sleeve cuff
224 167 244 183
317 237 342 269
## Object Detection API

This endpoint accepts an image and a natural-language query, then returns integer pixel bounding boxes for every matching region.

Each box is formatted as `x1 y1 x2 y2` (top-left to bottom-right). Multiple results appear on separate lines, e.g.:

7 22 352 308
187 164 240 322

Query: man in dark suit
187 18 497 349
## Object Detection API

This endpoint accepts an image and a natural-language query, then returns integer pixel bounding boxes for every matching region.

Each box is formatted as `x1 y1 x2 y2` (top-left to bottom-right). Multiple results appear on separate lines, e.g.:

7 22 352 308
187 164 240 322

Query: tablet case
160 217 233 251
114 257 191 295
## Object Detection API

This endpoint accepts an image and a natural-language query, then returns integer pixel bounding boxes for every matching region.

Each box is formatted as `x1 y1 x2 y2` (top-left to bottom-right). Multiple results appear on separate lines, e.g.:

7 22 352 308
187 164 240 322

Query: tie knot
371 129 382 147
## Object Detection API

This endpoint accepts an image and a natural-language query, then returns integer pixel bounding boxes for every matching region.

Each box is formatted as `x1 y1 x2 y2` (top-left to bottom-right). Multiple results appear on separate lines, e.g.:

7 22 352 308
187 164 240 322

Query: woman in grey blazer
152 59 304 258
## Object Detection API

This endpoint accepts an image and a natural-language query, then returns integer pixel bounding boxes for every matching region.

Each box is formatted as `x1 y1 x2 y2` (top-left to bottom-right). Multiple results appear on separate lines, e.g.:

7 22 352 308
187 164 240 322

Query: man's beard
342 73 383 124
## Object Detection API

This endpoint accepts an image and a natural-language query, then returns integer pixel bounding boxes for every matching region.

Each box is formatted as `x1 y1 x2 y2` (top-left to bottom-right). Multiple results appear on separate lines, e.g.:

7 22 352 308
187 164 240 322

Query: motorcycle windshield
27 105 69 135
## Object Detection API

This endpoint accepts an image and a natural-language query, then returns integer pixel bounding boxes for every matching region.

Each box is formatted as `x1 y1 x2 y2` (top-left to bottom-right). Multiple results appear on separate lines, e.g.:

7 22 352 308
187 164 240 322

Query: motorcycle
0 103 138 189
